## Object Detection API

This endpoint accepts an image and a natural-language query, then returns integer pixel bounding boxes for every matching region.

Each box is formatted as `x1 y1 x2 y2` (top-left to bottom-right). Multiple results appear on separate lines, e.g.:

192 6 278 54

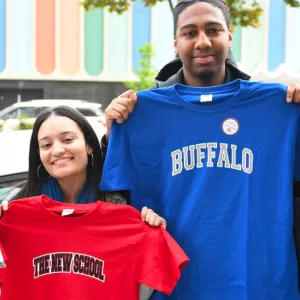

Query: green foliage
284 0 300 7
16 120 34 131
124 44 157 92
226 1 263 30
82 0 165 14
82 0 300 30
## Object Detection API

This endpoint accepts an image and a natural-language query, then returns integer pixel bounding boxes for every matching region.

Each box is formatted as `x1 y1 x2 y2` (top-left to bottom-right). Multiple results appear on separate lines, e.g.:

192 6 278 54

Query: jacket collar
155 58 251 88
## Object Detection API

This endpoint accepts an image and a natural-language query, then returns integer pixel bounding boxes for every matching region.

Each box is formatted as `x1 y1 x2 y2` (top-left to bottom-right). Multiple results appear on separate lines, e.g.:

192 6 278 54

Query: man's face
174 2 232 84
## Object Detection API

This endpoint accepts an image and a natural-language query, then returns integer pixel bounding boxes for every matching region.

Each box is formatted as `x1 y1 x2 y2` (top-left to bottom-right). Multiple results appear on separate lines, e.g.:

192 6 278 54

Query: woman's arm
105 192 167 228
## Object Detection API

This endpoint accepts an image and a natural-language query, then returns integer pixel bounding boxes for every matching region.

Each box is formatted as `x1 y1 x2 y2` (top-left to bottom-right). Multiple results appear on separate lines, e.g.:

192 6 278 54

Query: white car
0 99 106 139
0 130 31 202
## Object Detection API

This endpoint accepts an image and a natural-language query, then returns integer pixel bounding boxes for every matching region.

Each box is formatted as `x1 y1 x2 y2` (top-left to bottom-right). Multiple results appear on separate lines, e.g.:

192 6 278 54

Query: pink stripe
59 0 80 75
36 0 55 74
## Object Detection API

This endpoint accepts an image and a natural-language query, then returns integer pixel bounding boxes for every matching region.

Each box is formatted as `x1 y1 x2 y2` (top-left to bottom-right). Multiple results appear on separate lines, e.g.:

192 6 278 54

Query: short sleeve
136 226 189 295
100 121 133 191
294 115 300 181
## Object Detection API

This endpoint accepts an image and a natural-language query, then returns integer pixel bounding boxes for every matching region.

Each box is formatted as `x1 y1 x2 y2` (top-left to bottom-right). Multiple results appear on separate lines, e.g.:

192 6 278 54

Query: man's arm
105 191 130 204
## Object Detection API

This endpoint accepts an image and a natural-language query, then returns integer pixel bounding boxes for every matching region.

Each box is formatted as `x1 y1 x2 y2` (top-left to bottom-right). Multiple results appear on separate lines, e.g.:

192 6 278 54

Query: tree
124 44 157 92
82 0 300 29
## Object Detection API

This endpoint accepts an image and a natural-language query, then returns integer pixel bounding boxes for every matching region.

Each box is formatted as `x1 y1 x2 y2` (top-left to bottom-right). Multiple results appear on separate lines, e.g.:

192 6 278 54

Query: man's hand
105 90 137 141
286 84 300 103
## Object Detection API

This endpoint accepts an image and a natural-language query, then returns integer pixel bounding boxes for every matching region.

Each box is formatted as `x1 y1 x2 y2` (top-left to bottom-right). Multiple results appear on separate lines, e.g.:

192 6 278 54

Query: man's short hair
173 0 230 36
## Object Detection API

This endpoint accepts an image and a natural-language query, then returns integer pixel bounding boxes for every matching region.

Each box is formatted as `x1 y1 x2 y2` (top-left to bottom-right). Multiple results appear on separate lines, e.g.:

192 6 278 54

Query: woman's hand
141 207 167 229
0 201 8 217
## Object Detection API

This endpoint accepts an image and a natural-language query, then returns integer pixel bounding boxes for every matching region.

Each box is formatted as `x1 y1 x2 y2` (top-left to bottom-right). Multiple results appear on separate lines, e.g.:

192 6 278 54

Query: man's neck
183 67 226 87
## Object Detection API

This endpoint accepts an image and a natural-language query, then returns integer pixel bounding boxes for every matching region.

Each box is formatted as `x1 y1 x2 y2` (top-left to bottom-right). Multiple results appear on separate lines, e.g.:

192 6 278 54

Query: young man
101 0 300 299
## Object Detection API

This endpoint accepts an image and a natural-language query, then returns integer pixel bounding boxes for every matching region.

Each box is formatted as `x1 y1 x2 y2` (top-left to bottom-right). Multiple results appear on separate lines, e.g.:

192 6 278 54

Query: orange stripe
36 0 55 74
60 0 80 75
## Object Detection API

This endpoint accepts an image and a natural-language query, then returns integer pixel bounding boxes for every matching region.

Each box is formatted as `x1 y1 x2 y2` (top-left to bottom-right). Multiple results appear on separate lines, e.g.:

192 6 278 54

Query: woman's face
37 115 92 180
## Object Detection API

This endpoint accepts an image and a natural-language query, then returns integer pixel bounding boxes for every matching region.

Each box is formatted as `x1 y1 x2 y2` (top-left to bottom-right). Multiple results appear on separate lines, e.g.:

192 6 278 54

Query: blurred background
0 0 300 111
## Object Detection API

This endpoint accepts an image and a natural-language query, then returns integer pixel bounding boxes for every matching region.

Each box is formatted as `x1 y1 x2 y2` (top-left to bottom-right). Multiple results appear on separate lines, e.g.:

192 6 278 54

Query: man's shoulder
246 81 287 95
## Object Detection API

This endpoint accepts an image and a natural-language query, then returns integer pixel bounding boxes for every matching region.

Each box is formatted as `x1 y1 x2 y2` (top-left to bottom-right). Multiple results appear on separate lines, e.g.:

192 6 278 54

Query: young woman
1 105 165 300
1 105 166 229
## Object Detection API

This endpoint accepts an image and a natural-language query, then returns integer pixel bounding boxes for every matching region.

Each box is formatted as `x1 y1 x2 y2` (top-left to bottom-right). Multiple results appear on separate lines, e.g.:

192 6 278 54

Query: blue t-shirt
101 79 300 300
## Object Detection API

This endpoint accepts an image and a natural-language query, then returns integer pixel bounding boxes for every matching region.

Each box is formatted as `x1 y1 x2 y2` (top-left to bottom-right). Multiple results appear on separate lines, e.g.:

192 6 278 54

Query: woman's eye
64 138 74 143
41 143 50 149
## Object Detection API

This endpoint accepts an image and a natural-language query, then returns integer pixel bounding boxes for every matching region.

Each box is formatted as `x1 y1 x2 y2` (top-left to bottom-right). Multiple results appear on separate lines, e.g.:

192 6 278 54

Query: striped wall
0 0 153 81
232 0 300 74
0 0 299 81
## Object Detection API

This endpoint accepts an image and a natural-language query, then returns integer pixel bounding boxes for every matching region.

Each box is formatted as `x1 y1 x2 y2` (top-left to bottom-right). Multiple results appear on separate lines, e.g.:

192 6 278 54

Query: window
77 108 103 117
1 107 37 120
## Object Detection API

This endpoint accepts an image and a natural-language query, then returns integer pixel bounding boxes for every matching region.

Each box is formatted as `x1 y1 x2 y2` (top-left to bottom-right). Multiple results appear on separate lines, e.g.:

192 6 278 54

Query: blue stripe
0 0 5 72
10 0 33 74
132 1 151 71
268 0 286 71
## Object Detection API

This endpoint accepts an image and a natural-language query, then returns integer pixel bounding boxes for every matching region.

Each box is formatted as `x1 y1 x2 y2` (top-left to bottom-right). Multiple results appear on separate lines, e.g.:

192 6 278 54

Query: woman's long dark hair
13 105 103 202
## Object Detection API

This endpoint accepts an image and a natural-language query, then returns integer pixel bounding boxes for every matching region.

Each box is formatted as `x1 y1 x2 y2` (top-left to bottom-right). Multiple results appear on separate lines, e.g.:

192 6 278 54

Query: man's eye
208 28 221 34
184 31 195 37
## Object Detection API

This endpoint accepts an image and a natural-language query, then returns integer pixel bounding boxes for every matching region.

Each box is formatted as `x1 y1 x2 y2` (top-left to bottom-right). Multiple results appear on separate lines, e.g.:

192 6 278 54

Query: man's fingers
286 84 296 103
293 84 300 103
106 106 129 124
112 103 130 121
116 98 135 114
119 90 138 105
105 102 131 122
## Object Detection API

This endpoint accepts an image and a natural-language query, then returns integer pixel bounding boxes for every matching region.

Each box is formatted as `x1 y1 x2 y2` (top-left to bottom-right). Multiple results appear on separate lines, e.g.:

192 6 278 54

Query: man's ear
174 38 179 57
228 28 233 46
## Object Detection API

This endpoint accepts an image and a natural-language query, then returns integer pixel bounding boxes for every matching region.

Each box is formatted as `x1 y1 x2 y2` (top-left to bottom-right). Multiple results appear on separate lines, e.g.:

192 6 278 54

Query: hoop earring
90 153 94 167
37 164 50 180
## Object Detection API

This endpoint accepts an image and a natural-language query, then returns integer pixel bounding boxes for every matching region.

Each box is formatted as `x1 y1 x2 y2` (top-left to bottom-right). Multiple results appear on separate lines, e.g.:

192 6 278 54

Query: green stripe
232 26 242 62
84 9 103 76
106 12 129 77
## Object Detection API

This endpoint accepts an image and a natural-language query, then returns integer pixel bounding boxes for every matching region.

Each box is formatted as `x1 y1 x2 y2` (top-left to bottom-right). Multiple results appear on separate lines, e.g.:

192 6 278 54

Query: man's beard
195 68 219 80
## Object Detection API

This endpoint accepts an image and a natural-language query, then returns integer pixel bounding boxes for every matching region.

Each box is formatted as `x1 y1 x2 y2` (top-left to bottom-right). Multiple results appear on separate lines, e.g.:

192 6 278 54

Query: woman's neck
57 171 87 203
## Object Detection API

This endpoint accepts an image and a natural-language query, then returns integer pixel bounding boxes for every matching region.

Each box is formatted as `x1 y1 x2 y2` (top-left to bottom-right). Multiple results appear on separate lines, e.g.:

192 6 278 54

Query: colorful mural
0 0 299 81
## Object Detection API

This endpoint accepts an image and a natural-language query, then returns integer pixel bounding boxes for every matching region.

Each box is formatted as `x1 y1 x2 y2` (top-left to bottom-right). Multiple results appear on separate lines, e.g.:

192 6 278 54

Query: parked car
0 99 106 139
0 130 31 202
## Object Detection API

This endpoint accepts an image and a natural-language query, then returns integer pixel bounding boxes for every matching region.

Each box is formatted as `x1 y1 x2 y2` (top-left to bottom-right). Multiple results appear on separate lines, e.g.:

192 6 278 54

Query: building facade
0 0 299 109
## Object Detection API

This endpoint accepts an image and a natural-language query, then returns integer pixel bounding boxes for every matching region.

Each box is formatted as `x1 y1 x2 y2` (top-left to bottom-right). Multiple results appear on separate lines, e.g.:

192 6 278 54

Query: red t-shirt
0 195 188 300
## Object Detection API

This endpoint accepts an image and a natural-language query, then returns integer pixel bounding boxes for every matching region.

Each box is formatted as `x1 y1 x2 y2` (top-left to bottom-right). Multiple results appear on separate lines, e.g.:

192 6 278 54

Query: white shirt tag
0 249 6 268
61 209 74 216
200 94 213 102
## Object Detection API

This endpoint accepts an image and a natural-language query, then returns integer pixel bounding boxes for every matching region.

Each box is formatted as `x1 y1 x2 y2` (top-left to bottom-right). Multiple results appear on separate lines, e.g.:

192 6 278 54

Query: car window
1 108 18 120
0 173 27 202
1 107 37 120
18 107 37 118
0 186 21 202
77 108 103 117
35 107 47 116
